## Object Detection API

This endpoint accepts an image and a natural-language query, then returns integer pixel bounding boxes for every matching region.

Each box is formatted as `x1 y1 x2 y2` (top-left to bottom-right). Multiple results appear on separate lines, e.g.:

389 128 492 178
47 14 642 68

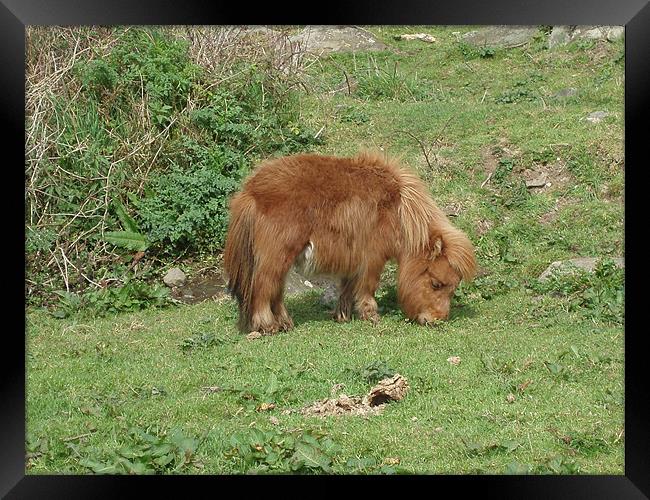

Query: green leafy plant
225 428 340 474
532 258 624 324
26 27 322 306
495 80 539 104
52 280 171 318
77 426 204 474
135 165 240 254
179 331 231 352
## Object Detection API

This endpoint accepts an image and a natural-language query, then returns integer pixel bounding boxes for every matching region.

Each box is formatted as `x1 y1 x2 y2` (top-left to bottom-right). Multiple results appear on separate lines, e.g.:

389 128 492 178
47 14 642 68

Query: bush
136 165 241 254
26 26 321 307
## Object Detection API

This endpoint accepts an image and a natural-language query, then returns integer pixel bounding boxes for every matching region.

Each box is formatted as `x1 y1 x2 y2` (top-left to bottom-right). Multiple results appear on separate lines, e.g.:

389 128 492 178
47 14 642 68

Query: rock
394 33 436 43
585 111 610 123
284 268 317 295
163 267 186 287
462 26 538 49
606 26 625 41
289 25 389 53
548 26 572 49
319 282 339 308
526 174 548 189
573 25 624 41
549 25 625 48
539 257 624 281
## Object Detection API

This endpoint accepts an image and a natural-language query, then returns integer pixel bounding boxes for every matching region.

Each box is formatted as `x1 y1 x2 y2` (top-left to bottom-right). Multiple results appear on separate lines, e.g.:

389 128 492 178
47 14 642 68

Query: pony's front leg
334 277 354 323
354 263 383 325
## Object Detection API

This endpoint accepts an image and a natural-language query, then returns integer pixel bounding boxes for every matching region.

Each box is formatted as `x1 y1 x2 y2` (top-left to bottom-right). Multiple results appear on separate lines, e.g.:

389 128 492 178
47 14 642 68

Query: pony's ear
429 235 443 260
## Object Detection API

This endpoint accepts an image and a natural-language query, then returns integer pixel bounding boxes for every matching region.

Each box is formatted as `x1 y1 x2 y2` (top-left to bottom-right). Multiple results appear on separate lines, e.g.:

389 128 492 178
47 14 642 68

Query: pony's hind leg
250 227 302 334
271 289 294 332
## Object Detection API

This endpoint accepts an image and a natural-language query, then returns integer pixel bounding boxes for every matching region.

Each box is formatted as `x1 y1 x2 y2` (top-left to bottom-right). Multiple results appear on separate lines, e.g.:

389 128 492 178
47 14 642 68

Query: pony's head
398 229 476 325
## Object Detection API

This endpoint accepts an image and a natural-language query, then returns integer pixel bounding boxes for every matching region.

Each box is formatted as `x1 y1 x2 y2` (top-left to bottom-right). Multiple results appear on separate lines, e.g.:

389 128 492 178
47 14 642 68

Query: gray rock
606 26 625 41
586 111 610 123
573 25 624 41
539 257 624 281
163 267 187 287
548 25 624 48
319 283 340 308
548 26 572 49
525 174 548 188
289 26 389 53
461 26 539 49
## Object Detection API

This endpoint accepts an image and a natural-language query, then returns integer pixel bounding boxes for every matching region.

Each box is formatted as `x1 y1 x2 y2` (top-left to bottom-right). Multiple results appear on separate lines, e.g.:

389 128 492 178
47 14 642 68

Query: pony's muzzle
416 312 447 326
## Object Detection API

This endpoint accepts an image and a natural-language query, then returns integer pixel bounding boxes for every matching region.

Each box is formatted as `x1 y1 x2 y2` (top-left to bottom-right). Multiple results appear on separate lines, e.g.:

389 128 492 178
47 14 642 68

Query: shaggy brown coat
223 152 476 333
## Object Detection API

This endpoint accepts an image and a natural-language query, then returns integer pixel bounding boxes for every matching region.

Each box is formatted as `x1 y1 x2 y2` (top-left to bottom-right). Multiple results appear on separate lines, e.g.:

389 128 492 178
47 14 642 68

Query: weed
179 331 230 352
225 427 340 473
531 258 624 325
356 59 434 101
495 78 542 104
344 360 397 385
52 281 172 318
76 426 204 474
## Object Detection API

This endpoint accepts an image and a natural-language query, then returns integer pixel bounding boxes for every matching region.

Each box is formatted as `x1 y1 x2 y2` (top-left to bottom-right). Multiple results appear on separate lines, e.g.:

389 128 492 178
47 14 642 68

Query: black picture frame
6 0 648 497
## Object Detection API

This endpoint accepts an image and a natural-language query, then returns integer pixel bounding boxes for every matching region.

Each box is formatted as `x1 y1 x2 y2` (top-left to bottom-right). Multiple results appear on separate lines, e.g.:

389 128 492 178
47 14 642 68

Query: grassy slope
26 26 624 474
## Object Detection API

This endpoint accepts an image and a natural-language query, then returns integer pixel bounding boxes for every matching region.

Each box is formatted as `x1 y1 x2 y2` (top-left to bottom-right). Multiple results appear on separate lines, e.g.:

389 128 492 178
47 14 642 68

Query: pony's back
242 153 403 218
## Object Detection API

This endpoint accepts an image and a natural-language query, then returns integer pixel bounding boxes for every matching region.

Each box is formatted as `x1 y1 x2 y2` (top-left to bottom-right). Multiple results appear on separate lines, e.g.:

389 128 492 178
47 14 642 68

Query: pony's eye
431 281 443 290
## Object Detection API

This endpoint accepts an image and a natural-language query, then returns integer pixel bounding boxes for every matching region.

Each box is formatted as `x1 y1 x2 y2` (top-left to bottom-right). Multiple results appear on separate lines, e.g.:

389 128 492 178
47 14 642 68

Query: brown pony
223 152 476 333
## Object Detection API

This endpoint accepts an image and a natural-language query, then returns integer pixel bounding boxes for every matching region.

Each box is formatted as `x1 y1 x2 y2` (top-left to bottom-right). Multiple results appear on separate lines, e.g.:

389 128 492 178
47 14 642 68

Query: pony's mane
354 151 476 281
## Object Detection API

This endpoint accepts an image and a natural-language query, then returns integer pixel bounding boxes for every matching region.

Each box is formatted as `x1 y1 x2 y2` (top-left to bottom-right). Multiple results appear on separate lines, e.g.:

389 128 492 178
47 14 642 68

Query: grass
26 26 624 475
27 287 623 474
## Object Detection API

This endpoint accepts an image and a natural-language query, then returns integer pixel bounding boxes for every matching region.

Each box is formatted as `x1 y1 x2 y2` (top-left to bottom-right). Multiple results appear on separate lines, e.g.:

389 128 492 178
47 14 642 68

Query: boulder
289 25 389 53
163 267 187 287
539 257 624 281
548 25 624 49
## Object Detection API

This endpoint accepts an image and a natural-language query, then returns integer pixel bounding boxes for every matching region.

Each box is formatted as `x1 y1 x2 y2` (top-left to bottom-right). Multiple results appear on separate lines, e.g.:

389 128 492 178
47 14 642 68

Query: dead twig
480 172 493 188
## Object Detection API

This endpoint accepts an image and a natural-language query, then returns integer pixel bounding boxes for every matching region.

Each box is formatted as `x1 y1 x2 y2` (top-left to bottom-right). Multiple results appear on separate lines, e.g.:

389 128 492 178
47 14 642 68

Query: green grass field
26 26 624 475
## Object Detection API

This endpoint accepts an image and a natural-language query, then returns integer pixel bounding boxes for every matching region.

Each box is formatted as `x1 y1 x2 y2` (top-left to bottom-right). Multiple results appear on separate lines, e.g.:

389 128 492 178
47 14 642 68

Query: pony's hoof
334 311 351 323
361 312 380 326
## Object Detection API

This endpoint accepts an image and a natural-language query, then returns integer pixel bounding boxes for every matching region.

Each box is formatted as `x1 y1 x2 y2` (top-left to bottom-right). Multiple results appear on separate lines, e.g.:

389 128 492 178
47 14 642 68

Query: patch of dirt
284 268 335 296
481 146 499 177
170 269 229 304
299 374 409 417
476 219 494 236
170 266 336 305
443 202 464 217
521 162 572 192
539 196 580 225
480 139 522 181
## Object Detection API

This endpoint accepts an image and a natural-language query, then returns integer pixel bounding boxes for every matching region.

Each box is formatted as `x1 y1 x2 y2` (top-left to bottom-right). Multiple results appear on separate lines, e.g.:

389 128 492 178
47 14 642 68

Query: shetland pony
223 152 476 333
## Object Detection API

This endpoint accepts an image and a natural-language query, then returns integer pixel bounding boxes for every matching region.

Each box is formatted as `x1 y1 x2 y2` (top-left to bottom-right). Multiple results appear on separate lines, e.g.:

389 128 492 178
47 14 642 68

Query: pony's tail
223 192 257 333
